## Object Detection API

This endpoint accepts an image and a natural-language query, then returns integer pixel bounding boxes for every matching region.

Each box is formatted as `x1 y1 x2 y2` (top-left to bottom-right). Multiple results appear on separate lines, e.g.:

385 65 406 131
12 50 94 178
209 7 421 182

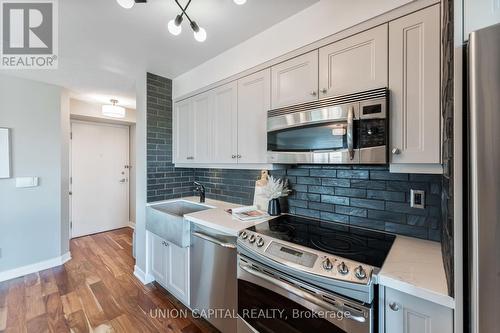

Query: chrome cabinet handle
186 156 195 160
347 106 355 160
237 154 242 159
161 240 169 247
389 302 400 311
231 155 237 159
392 148 401 155
321 88 328 94
119 178 127 183
310 91 317 96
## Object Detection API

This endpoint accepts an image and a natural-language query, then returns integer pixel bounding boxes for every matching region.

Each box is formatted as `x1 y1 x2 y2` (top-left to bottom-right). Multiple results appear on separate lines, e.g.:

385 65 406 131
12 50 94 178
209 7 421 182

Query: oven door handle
347 106 355 160
239 263 366 323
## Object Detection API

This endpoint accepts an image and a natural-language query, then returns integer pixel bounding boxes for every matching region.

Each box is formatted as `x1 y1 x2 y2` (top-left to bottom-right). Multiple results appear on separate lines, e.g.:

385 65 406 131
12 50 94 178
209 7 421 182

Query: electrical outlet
410 189 425 209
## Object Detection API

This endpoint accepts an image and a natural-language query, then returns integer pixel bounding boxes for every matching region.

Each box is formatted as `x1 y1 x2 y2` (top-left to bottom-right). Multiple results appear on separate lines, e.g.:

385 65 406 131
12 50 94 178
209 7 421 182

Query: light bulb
234 0 247 4
117 0 134 9
194 27 207 42
168 18 182 36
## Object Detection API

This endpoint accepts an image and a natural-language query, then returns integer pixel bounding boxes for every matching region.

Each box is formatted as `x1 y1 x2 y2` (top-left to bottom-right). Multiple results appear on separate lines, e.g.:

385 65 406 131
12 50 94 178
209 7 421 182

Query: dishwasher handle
192 231 236 249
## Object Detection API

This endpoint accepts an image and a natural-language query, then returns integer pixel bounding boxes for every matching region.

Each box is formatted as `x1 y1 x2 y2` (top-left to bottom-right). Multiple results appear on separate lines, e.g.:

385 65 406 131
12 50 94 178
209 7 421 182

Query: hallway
0 228 217 333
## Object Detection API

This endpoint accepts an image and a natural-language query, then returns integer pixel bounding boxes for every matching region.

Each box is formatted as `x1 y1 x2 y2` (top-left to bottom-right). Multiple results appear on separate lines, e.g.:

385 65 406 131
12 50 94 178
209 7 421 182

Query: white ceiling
3 0 317 108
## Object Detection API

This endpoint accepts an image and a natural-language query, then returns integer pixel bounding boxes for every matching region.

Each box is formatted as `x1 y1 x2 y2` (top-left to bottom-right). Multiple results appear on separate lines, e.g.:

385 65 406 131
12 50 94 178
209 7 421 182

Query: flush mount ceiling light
117 0 246 42
116 0 147 9
102 99 126 118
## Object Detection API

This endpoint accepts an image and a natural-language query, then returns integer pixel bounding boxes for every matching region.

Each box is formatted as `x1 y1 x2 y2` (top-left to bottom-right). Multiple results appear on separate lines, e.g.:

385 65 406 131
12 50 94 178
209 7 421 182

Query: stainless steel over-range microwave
267 88 389 164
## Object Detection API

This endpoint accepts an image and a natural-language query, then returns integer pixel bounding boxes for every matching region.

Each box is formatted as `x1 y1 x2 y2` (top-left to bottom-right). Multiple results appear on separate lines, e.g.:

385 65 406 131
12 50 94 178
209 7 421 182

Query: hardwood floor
0 228 218 333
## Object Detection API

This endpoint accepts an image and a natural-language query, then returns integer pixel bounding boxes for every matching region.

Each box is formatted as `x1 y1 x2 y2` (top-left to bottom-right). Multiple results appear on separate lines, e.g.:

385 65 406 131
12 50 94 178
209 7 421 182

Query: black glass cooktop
247 214 395 268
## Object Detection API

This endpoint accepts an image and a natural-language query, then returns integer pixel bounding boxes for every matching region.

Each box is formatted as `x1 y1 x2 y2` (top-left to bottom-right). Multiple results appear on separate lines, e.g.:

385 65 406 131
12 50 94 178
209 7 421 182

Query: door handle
192 231 236 249
347 106 355 160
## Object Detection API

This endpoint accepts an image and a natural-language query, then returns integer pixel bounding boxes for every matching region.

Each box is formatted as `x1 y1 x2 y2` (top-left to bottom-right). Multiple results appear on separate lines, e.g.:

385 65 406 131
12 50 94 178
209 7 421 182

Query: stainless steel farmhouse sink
146 200 212 247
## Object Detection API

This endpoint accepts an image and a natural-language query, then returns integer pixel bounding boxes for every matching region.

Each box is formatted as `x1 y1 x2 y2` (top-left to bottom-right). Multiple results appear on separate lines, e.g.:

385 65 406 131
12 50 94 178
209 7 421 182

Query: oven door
237 256 372 333
267 103 359 164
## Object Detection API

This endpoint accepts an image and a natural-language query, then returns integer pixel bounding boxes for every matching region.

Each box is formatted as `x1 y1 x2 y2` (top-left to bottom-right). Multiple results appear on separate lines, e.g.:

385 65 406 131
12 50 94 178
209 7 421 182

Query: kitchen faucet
194 181 205 203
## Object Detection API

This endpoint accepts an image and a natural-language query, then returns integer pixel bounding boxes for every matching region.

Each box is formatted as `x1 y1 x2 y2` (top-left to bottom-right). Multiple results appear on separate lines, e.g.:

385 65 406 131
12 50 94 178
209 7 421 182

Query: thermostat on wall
16 177 39 188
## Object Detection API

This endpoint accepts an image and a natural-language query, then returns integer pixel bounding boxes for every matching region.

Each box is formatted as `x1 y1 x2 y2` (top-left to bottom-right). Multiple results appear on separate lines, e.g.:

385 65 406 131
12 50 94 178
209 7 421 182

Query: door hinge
70 132 73 140
70 221 72 229
70 177 72 185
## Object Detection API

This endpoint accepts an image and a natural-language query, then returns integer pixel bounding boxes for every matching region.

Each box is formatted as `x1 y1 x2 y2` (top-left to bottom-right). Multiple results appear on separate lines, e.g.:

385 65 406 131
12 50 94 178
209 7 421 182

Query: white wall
173 0 413 98
134 73 148 276
70 98 136 124
0 74 69 272
464 0 500 38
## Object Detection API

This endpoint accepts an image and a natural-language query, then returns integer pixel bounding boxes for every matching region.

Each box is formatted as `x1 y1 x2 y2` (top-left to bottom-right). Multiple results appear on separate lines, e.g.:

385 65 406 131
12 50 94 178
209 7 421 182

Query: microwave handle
347 106 355 160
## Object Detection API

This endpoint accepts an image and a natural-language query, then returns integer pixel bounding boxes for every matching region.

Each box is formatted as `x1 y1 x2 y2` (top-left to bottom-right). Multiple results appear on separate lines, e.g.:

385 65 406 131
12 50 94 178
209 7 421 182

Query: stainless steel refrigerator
468 22 500 333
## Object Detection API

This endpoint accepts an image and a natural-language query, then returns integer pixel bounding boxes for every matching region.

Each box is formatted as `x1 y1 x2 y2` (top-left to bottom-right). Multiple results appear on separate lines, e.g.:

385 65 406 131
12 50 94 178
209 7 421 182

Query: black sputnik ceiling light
117 0 247 42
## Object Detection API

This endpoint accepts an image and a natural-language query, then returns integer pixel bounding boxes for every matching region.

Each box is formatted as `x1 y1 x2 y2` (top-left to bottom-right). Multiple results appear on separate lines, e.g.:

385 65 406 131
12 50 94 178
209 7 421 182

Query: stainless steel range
236 214 395 333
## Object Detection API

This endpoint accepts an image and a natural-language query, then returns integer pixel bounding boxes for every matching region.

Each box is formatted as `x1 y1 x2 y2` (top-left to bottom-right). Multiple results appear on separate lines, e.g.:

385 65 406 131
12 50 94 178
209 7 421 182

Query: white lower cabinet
383 287 453 333
150 233 190 306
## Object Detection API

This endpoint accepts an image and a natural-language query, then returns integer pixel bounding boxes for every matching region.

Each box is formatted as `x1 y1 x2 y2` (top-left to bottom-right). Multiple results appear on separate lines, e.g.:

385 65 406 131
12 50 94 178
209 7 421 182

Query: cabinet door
166 241 189 305
192 91 213 163
319 24 388 97
271 50 318 109
385 288 453 333
237 69 271 164
174 99 194 163
213 81 238 163
389 5 441 164
150 233 167 286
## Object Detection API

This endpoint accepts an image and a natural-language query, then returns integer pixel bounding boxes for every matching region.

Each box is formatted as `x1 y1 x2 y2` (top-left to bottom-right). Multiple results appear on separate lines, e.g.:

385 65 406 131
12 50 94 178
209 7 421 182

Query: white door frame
70 120 130 238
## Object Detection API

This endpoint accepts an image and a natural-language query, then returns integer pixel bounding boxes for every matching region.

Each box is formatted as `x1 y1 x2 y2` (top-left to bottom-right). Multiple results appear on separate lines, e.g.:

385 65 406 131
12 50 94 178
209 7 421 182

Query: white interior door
71 121 129 238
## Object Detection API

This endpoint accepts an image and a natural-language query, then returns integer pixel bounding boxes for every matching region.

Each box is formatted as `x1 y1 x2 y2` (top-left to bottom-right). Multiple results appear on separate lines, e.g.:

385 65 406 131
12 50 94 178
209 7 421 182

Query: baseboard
133 265 155 285
0 251 72 283
128 221 135 229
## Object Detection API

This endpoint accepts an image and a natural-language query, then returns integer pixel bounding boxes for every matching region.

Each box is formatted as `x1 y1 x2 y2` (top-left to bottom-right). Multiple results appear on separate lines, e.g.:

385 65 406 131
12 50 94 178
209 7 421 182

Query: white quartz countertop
149 196 273 236
378 236 455 309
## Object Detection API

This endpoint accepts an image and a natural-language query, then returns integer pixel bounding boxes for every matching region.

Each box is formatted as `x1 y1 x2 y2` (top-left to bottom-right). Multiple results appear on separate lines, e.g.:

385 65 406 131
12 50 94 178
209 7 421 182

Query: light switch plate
410 189 425 209
16 177 39 188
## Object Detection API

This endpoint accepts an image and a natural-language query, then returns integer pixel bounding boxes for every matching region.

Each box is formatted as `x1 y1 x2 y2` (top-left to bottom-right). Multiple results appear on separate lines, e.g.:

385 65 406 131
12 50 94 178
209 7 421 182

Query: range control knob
354 265 367 279
322 258 333 271
239 231 248 239
256 237 265 247
248 234 256 244
338 262 349 275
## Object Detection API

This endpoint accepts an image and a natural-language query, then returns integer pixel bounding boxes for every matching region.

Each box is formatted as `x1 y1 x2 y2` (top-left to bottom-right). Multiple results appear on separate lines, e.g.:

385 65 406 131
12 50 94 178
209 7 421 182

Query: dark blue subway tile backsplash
146 72 443 242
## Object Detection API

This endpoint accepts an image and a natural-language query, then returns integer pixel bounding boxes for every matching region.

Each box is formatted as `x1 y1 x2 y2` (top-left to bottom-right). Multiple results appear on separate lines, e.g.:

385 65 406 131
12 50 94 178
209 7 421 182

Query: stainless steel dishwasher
190 223 237 333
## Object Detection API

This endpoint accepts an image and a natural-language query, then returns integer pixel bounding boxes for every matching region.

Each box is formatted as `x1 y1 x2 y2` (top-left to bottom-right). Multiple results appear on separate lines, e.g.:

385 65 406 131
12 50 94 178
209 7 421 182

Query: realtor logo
1 0 58 69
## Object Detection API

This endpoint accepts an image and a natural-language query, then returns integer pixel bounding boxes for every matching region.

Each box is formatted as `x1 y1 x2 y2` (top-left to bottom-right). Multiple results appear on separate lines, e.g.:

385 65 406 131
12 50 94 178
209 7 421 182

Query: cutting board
253 170 269 211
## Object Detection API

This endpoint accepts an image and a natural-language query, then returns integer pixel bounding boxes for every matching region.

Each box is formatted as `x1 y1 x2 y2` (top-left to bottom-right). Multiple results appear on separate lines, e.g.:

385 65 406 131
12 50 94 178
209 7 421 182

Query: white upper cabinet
192 91 213 163
389 5 441 166
213 82 238 164
319 24 388 97
271 50 319 109
237 69 271 164
384 287 453 333
174 98 194 163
